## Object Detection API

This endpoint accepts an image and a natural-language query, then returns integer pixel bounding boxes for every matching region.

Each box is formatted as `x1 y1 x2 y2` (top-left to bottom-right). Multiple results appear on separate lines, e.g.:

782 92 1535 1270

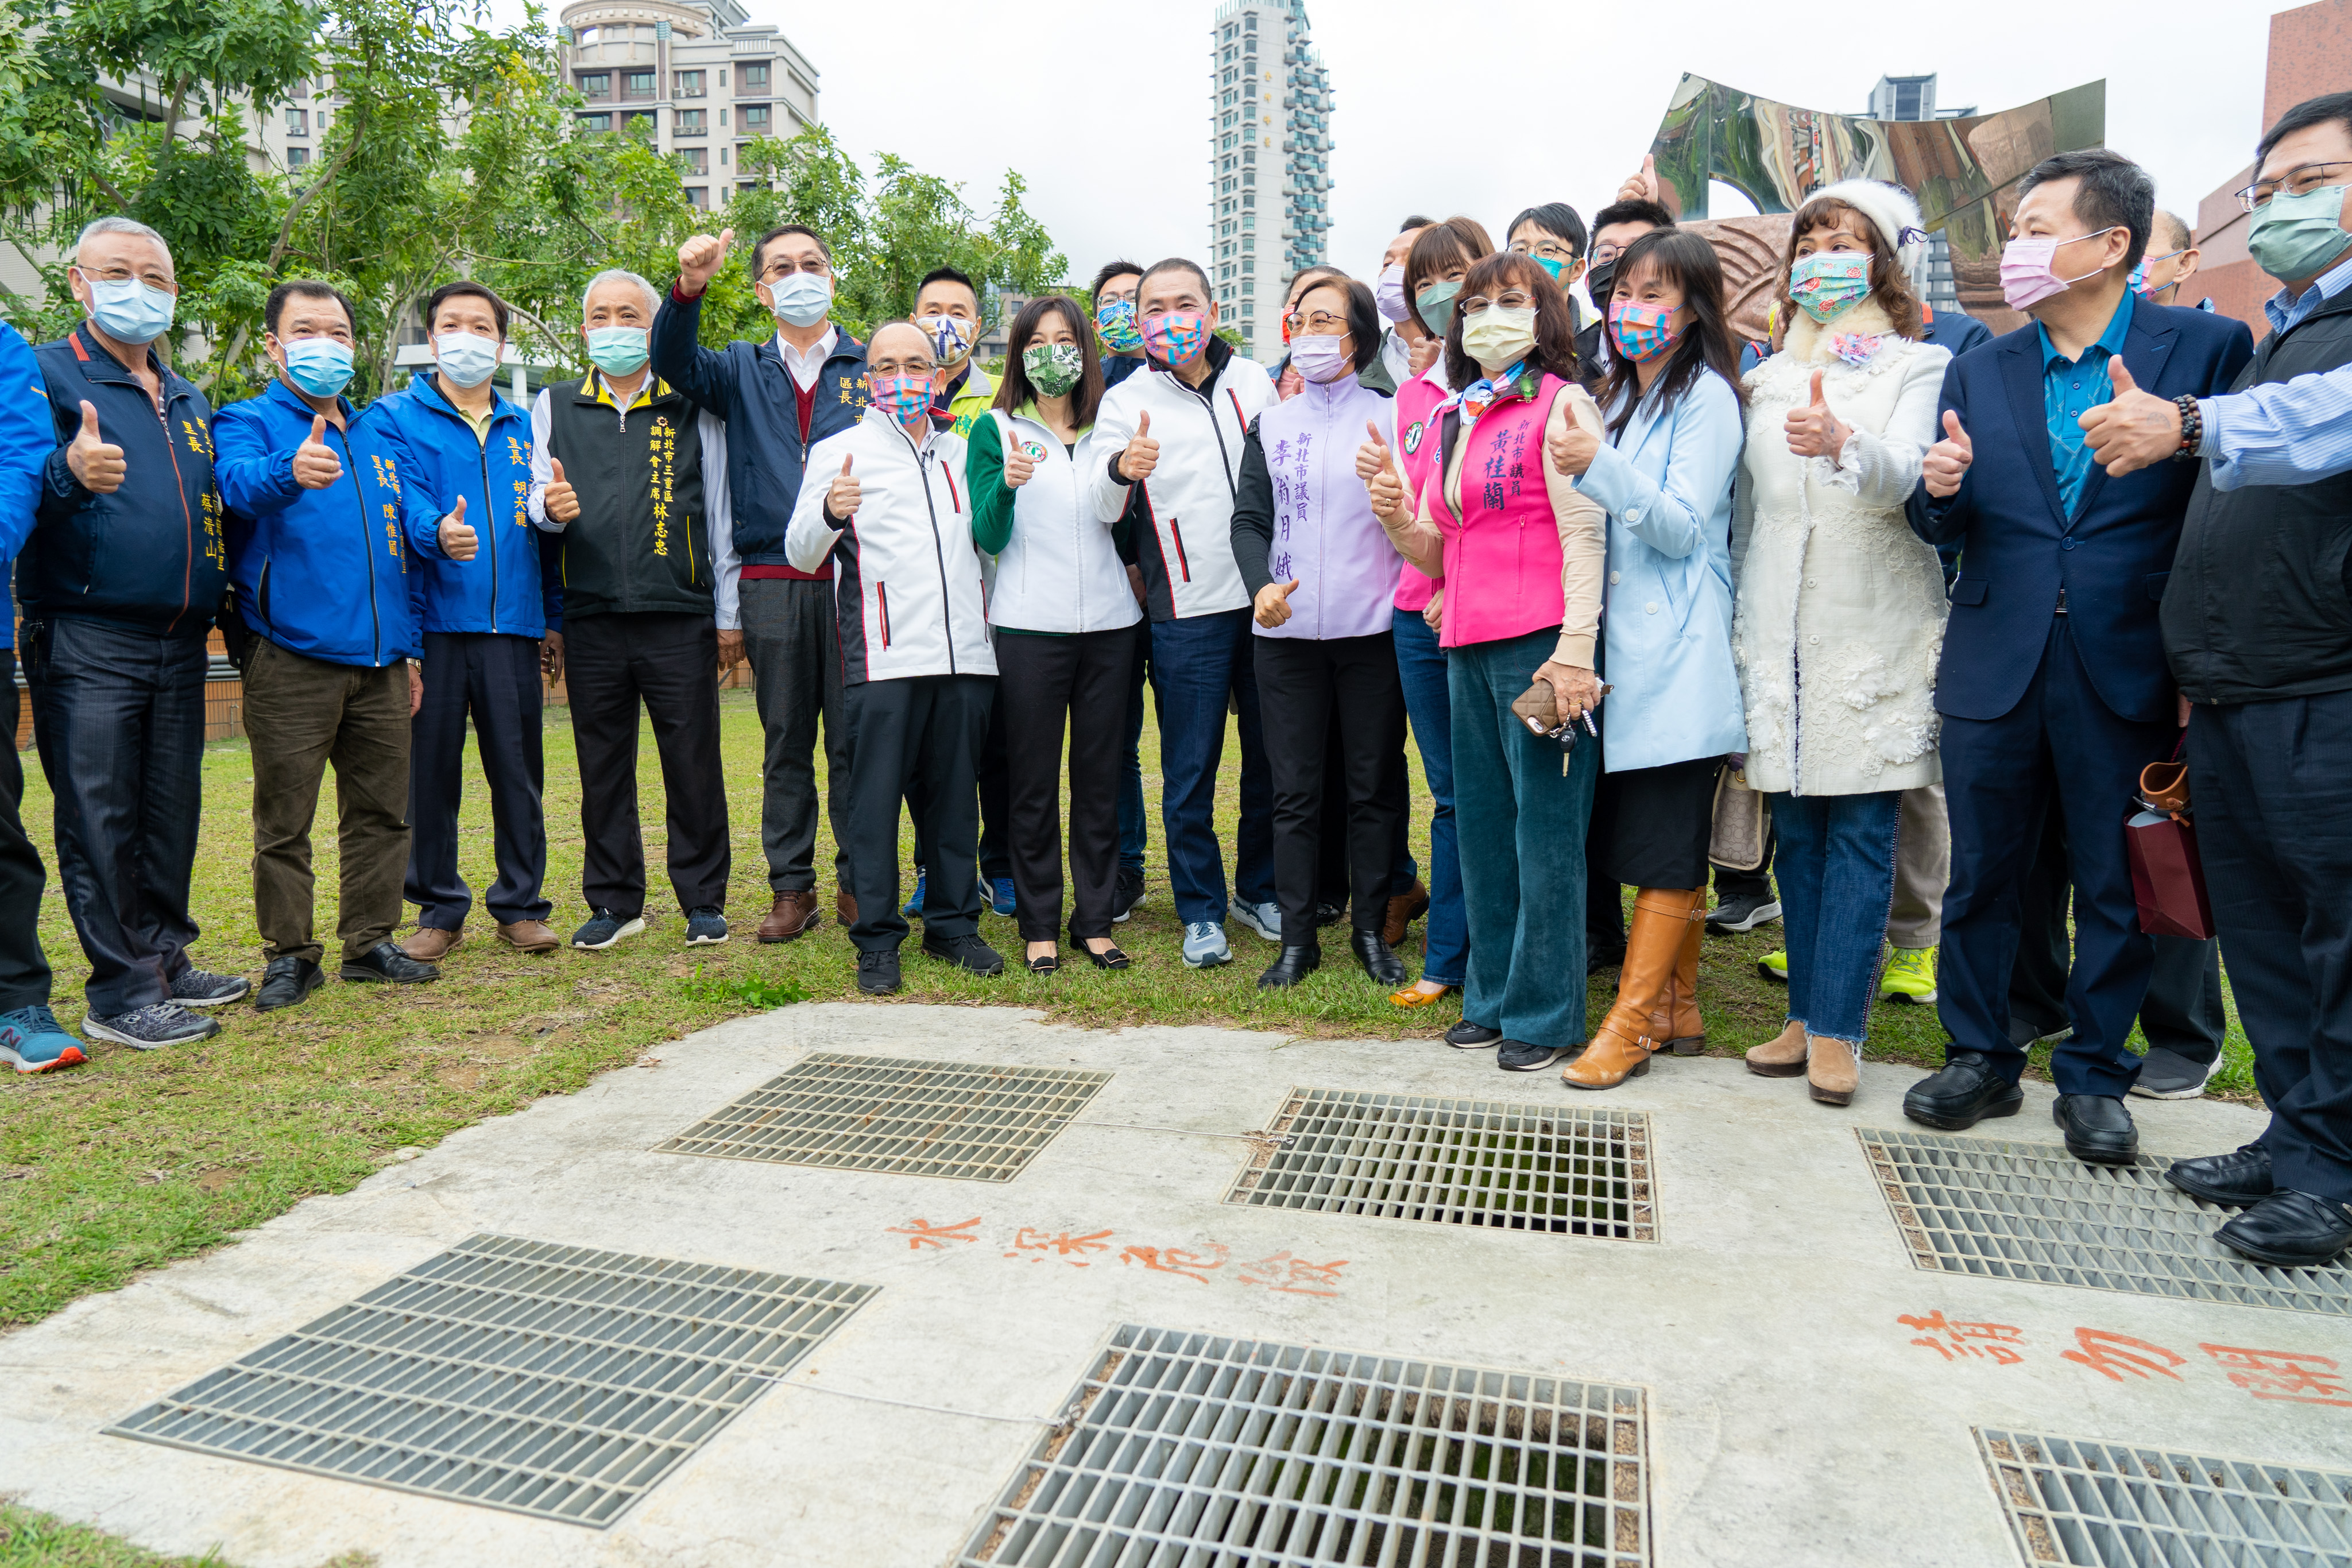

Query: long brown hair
1442 252 1580 390
1403 216 1495 335
1775 196 1924 343
993 294 1104 428
1596 228 1746 439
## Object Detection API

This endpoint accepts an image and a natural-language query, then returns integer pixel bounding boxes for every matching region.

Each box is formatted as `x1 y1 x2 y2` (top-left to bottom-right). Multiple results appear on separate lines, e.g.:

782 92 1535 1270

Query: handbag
2125 734 2215 940
1709 762 1771 872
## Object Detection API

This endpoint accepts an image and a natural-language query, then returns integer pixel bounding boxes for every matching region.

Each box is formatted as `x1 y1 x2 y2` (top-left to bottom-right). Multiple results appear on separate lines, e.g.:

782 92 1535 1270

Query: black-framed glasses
2236 161 2352 212
1508 238 1579 262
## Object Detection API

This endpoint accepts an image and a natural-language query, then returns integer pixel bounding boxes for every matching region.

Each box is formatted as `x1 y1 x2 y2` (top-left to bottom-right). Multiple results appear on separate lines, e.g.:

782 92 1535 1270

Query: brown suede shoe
1382 878 1430 946
1808 1032 1862 1106
1745 1021 1808 1077
835 885 857 928
759 889 822 944
497 920 559 953
401 926 463 961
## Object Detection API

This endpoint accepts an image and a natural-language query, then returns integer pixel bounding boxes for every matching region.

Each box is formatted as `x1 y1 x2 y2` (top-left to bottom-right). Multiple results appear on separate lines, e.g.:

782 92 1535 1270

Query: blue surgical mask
1533 255 1568 282
282 337 354 399
434 331 501 389
83 274 176 346
768 270 833 329
585 326 649 375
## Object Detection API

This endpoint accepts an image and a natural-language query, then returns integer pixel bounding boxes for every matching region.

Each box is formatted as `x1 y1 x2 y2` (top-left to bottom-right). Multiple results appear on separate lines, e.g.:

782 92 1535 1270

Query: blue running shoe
902 868 927 919
0 1004 86 1073
990 876 1017 917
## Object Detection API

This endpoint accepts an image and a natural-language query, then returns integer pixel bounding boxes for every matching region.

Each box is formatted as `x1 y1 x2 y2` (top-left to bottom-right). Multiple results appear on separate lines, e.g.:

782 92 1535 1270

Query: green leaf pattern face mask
2249 183 2352 284
1023 340 1084 397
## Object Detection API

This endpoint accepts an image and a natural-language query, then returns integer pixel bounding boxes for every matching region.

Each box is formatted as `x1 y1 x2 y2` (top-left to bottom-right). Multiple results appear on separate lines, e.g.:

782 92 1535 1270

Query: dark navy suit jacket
1913 300 2253 725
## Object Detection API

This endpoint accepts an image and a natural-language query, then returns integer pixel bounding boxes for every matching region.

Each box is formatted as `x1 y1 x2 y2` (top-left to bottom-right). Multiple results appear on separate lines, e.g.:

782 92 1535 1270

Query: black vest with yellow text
544 373 712 620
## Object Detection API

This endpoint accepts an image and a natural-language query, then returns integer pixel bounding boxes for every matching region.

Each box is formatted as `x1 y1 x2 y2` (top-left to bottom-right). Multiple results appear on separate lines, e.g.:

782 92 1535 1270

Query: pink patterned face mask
1999 226 2121 312
871 374 932 426
1139 310 1208 367
1609 299 1680 362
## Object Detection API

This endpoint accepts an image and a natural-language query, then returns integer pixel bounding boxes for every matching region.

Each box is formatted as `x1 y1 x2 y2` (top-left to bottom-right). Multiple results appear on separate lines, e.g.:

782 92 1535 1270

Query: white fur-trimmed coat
1731 303 1952 796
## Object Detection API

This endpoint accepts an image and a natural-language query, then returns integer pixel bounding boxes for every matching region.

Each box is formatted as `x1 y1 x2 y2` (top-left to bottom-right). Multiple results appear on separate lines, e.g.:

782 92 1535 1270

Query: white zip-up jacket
786 405 997 685
972 410 1142 634
1088 339 1277 620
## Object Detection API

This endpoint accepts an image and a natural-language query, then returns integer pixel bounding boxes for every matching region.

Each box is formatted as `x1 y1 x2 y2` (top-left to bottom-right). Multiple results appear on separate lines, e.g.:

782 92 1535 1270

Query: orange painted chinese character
2060 1329 2185 1383
1900 1311 2026 1365
1004 1227 1115 1265
1120 1243 1229 1284
2200 1344 2350 1407
1236 1252 1349 1297
886 1216 980 1250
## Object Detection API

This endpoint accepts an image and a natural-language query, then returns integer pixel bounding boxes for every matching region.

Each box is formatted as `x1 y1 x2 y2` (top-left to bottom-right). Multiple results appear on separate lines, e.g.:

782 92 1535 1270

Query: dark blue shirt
2037 288 2134 520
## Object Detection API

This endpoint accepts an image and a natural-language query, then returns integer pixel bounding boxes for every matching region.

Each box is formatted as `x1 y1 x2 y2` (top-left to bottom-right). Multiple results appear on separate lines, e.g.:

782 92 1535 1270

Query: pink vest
1391 367 1450 613
1432 374 1566 650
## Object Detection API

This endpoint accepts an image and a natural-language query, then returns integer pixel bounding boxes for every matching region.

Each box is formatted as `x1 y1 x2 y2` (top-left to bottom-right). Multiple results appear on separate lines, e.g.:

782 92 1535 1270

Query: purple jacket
1229 372 1399 640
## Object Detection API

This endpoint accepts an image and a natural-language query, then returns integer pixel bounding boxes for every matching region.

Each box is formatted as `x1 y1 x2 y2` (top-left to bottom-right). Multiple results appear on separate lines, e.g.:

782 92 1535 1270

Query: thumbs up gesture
66 400 125 493
2080 358 2183 477
1358 420 1409 517
1002 437 1035 489
292 413 343 490
1783 368 1853 459
1353 417 1392 483
1923 408 1975 498
543 455 580 523
825 454 862 520
1118 409 1159 483
1618 153 1662 205
1253 576 1300 629
677 227 734 297
438 495 478 562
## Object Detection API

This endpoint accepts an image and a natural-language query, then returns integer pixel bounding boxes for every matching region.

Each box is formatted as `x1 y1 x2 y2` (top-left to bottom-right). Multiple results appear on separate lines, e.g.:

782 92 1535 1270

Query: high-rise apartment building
1208 0 1332 358
558 0 819 211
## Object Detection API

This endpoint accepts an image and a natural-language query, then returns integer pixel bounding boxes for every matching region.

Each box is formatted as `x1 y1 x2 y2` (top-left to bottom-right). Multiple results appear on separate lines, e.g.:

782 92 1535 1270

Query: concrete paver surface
1 1003 2339 1567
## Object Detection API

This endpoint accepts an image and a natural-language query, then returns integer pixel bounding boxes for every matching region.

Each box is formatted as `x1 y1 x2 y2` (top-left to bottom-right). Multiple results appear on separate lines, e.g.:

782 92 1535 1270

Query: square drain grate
105 1233 873 1527
1227 1088 1654 1241
960 1324 1650 1566
655 1051 1111 1182
1860 1128 2352 1317
1977 1428 2352 1566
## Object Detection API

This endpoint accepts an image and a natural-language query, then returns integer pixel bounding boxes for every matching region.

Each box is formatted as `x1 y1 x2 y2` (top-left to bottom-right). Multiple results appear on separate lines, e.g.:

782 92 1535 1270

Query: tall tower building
1208 0 1332 359
1866 72 1972 315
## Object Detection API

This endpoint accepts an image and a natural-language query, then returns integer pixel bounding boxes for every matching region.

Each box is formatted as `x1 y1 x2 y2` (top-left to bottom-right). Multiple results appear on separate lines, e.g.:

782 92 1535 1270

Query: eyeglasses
2235 161 2352 212
1589 244 1626 268
73 264 175 289
1459 290 1536 314
1283 309 1348 335
1508 239 1578 262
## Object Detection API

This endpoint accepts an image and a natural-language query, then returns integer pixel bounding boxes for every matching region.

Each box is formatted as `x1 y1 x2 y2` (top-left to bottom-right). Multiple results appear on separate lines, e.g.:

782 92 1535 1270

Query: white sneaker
1230 900 1283 943
1182 922 1232 968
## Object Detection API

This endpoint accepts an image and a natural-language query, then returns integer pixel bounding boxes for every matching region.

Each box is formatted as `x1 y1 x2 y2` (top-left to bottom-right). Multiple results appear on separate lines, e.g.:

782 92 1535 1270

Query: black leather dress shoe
2167 1143 2274 1207
2215 1189 2352 1267
339 942 439 985
1351 930 1406 986
2053 1094 2138 1165
1258 943 1320 988
254 955 324 1012
1445 1020 1502 1048
1902 1051 2025 1130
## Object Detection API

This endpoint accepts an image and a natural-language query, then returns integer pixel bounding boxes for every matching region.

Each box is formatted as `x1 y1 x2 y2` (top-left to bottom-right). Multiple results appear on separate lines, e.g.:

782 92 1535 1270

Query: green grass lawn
0 690 2258 1332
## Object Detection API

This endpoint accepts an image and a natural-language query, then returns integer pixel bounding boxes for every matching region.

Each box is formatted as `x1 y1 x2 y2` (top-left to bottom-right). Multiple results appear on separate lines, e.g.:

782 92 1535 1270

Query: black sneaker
571 909 647 949
83 1002 220 1050
171 968 251 1008
1704 893 1782 934
1498 1039 1569 1071
1445 1020 1503 1049
1112 865 1146 923
684 906 730 945
2130 1046 2222 1100
340 941 441 985
254 955 323 1012
856 949 902 994
922 932 1005 976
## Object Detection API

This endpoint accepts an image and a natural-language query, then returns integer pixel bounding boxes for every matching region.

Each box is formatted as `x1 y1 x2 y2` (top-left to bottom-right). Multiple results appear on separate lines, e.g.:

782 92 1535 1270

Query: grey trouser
739 576 849 894
1889 782 1948 949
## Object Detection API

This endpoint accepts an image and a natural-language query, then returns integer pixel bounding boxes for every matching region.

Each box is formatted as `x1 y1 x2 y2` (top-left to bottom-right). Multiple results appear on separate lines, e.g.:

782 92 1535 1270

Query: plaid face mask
1139 310 1208 367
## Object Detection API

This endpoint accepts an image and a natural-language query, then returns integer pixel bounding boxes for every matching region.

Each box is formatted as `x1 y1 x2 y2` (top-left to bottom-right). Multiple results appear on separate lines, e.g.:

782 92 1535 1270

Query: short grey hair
581 267 659 322
76 216 173 268
2154 208 2194 252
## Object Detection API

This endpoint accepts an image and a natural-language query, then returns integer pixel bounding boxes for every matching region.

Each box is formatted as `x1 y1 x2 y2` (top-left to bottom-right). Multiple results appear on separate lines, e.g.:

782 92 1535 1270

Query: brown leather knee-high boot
1647 901 1706 1056
1565 888 1703 1090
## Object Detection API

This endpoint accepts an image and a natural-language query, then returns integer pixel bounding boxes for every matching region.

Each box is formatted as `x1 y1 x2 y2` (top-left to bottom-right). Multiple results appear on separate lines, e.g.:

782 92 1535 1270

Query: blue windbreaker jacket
373 375 560 637
215 378 448 668
0 325 47 648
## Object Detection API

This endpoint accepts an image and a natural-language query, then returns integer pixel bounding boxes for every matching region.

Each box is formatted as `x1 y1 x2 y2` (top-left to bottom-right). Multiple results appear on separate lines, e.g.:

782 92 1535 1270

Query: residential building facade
1208 0 1332 358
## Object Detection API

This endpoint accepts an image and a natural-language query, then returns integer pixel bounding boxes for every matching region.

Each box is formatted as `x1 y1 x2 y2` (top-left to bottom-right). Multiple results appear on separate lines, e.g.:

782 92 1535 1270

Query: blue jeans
1771 789 1901 1044
1394 607 1466 986
1150 609 1274 926
1117 622 1150 874
1450 629 1599 1049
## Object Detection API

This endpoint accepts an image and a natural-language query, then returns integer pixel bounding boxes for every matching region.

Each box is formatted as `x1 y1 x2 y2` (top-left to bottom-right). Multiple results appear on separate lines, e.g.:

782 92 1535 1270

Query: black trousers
908 691 1012 886
23 618 203 1013
997 630 1135 941
563 612 728 919
846 674 994 951
407 630 550 930
0 653 52 1013
2188 692 2352 1203
1253 632 1407 943
738 576 848 894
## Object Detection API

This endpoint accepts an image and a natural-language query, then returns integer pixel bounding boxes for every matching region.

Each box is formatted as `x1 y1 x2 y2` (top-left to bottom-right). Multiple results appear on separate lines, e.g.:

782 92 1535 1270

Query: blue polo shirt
2038 287 2134 520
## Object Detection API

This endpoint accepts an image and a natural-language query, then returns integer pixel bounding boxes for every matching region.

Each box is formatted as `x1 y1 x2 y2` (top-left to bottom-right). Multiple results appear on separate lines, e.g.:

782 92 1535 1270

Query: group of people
2 91 2349 1271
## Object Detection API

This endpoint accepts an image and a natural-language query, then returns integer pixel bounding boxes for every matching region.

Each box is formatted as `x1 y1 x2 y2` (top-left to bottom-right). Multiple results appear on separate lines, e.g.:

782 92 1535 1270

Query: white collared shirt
775 324 839 392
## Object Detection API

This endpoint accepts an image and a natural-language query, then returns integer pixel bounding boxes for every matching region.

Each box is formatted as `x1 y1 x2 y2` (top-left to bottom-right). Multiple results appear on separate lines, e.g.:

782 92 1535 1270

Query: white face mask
433 331 501 389
767 270 833 328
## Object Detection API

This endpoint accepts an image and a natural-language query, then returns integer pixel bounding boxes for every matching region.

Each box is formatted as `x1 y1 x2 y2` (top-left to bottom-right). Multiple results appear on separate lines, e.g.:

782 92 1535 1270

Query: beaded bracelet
2172 394 2202 461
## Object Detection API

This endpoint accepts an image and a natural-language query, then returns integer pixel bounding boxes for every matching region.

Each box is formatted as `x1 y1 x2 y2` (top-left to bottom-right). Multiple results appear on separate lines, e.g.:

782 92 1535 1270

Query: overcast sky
504 0 2284 285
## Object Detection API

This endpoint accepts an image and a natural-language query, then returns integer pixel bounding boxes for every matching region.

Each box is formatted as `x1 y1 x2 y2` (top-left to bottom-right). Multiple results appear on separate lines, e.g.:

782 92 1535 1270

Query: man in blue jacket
374 281 563 961
26 216 247 1052
215 280 476 1012
0 321 86 1073
653 224 866 943
1902 150 2254 1163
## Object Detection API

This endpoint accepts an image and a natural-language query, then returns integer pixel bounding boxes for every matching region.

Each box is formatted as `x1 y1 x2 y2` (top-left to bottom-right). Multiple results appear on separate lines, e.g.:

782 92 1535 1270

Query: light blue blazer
1574 370 1749 773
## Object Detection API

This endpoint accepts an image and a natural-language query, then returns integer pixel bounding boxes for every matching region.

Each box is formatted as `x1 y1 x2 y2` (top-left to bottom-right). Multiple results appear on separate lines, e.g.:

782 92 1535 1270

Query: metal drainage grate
1978 1428 2352 1566
960 1324 1650 1567
1859 1128 2352 1317
655 1051 1111 1182
1227 1089 1654 1241
105 1233 873 1527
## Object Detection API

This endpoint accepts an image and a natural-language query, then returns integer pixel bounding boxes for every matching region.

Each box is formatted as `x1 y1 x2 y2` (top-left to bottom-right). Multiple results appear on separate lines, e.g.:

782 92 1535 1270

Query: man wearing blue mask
373 281 563 963
653 225 866 944
215 280 478 1012
26 217 246 1051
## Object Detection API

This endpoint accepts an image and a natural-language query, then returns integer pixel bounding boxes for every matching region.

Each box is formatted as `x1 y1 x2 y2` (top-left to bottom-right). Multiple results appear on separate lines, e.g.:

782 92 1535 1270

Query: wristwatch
2171 394 2203 461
